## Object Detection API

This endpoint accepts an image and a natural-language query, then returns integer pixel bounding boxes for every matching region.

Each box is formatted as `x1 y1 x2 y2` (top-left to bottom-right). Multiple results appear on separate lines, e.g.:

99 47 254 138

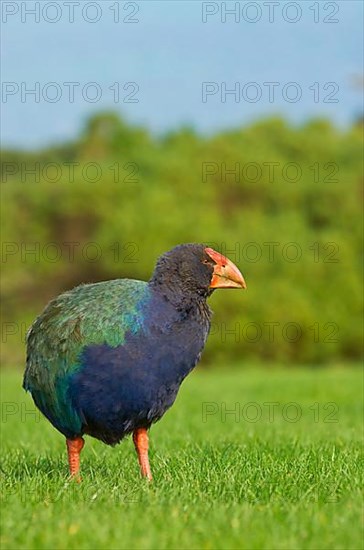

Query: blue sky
1 0 363 149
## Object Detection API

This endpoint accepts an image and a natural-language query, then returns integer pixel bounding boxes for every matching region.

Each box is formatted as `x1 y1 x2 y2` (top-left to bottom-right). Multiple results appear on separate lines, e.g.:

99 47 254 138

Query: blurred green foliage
1 113 362 366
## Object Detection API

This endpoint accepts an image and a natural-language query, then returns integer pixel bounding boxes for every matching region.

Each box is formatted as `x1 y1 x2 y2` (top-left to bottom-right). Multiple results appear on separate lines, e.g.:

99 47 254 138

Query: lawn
1 366 363 550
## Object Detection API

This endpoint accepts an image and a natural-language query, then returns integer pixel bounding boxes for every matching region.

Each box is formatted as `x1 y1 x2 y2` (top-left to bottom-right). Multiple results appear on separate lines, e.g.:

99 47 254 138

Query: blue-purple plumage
70 289 210 444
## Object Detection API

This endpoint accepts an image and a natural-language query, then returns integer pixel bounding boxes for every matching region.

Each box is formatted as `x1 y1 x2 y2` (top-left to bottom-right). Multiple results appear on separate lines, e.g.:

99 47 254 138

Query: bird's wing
23 279 149 435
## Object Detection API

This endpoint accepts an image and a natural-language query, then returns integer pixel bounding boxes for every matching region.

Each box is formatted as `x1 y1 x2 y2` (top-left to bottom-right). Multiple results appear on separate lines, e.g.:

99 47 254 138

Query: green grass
1 366 363 550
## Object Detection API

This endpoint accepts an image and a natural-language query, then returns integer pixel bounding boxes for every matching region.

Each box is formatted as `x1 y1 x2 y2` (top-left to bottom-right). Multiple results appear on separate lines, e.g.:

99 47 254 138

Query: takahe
24 244 246 480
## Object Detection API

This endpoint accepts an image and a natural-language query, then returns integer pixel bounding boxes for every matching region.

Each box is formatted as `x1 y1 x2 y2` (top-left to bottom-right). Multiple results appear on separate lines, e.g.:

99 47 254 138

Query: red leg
133 428 152 481
66 437 84 481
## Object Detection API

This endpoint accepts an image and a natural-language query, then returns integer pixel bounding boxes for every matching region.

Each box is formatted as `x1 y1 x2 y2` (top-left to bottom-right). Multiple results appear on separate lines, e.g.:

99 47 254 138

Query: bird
23 243 246 481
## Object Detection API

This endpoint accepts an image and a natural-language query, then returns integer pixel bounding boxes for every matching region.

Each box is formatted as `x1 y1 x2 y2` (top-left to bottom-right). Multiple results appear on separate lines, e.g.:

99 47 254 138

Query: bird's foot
66 437 85 480
133 428 153 482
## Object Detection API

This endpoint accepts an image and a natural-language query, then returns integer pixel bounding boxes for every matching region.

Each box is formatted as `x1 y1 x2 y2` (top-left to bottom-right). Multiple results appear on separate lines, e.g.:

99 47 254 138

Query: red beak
205 247 247 289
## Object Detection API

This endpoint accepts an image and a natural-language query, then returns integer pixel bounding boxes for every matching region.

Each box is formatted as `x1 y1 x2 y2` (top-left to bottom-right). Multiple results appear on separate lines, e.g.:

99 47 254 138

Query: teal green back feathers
24 279 149 434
